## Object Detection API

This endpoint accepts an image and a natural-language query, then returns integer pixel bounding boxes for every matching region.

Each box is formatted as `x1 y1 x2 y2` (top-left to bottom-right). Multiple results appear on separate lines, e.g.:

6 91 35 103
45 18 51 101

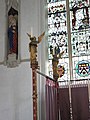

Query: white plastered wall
0 0 46 120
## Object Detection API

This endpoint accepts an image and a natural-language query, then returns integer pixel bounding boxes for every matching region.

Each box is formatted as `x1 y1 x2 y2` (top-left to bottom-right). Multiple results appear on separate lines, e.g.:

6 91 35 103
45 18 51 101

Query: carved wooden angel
27 32 45 65
27 32 45 43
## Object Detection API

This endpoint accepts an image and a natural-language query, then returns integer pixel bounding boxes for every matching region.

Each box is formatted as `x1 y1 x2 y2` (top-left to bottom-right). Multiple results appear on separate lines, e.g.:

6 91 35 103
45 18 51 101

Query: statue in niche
6 0 19 67
8 7 18 56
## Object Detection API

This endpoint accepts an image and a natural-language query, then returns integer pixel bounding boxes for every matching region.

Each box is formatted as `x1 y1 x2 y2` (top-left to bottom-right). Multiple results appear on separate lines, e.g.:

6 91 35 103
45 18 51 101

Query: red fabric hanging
45 78 58 120
58 87 71 120
71 85 89 120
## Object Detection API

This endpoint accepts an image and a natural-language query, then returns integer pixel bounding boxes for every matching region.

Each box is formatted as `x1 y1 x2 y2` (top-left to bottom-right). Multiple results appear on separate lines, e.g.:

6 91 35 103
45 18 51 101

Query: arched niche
5 0 20 67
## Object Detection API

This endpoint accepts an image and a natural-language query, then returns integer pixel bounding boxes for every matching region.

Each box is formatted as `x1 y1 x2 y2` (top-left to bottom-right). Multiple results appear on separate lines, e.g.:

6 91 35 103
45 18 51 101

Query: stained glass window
47 0 69 81
47 0 90 81
70 0 90 80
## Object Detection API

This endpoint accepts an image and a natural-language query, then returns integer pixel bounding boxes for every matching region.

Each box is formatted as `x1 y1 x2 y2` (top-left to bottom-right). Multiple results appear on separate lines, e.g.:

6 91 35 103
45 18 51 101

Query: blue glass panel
76 60 90 77
73 56 90 80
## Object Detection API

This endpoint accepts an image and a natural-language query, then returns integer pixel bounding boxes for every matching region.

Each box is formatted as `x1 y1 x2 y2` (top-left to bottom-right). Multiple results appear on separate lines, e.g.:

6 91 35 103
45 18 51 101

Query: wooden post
52 50 64 81
29 38 38 120
52 52 64 120
52 55 59 119
27 32 45 120
52 55 59 80
32 67 38 120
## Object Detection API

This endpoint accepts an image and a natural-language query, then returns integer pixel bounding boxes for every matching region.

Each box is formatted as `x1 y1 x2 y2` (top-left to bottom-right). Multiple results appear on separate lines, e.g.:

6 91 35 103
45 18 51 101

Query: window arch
47 0 90 81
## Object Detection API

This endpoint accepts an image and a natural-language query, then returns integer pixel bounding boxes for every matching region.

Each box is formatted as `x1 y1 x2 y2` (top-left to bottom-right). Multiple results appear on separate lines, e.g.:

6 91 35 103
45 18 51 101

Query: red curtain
45 79 90 120
58 87 71 120
45 78 58 120
71 85 89 120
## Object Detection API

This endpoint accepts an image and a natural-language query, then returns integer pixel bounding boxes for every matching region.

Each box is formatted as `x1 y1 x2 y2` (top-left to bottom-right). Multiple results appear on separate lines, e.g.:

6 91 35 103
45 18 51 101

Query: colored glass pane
48 1 68 60
57 65 65 77
47 0 90 81
48 0 69 81
69 0 90 80
69 0 90 31
76 60 90 77
71 30 90 56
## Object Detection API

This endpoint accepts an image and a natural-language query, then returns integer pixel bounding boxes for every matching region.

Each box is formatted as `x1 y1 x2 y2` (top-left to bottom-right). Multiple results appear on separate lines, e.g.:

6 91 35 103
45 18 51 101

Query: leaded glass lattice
47 0 90 81
48 0 69 81
69 0 90 80
70 0 90 31
71 30 90 56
